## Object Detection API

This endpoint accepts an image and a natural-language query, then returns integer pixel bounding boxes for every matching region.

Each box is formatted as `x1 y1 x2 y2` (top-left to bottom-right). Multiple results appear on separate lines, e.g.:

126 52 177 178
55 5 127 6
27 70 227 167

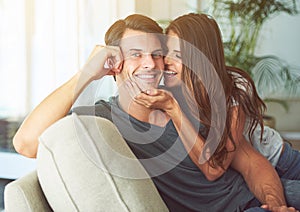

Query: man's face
116 29 164 92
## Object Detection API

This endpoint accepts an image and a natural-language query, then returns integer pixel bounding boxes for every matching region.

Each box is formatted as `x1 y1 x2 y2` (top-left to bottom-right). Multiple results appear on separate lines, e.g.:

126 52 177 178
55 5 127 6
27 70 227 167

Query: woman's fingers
125 80 142 100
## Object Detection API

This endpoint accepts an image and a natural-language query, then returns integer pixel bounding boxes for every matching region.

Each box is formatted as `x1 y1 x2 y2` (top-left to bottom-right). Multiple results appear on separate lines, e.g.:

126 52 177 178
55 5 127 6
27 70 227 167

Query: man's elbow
13 133 37 158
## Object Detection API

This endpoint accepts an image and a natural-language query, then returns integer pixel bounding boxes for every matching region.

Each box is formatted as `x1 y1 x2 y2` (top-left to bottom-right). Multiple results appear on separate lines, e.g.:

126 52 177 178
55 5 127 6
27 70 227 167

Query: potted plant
211 0 300 128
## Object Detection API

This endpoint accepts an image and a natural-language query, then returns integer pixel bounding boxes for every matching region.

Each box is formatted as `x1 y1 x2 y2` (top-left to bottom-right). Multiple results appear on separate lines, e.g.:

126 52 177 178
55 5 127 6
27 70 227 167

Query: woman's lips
164 70 177 78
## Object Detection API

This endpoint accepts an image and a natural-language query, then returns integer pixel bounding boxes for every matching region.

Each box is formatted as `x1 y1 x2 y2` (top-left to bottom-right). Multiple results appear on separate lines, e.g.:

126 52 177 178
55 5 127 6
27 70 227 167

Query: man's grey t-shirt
72 96 256 212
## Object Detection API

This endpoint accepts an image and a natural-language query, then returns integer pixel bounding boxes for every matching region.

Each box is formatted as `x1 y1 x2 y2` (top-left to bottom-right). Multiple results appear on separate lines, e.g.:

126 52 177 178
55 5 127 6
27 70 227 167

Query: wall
255 4 300 73
255 3 300 132
266 100 300 132
135 0 199 20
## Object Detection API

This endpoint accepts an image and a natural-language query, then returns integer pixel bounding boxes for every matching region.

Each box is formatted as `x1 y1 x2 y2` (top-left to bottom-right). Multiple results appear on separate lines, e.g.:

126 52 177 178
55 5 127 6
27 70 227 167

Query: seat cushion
37 114 168 212
4 171 52 212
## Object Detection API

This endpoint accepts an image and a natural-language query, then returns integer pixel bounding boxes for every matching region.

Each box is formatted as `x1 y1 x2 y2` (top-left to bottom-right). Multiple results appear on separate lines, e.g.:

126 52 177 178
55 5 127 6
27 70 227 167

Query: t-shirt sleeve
70 100 112 121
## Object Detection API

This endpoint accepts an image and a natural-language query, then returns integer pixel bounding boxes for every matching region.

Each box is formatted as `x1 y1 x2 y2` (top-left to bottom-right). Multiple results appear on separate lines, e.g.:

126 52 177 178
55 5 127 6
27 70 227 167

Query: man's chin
136 81 160 92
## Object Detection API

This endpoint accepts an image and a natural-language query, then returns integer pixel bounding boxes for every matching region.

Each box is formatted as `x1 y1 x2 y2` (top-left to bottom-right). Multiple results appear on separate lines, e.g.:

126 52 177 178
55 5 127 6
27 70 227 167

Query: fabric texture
249 126 283 166
37 114 168 212
276 142 300 208
4 171 52 212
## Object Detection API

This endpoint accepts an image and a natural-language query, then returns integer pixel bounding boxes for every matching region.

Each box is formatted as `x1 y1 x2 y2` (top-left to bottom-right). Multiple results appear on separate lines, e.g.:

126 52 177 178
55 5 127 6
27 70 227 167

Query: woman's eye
175 54 182 59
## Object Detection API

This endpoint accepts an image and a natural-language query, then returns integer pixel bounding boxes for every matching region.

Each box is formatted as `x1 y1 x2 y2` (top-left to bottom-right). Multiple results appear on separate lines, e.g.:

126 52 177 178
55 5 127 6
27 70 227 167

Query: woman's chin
164 79 180 88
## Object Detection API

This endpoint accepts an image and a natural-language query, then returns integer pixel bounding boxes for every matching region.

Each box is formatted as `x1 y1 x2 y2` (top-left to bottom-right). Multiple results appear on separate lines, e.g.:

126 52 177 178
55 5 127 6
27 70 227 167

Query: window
0 0 134 118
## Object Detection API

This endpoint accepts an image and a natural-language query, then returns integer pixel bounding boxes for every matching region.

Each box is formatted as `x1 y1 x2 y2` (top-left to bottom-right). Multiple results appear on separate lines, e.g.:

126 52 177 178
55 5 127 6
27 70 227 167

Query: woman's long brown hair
166 13 266 168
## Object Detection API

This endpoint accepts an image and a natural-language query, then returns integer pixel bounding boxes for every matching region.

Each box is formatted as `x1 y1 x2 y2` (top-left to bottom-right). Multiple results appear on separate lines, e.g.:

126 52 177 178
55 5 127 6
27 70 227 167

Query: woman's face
164 30 183 88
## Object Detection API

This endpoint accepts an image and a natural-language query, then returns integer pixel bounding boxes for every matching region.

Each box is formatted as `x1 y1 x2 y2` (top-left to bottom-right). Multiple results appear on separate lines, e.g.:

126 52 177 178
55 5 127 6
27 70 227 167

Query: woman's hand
125 80 179 116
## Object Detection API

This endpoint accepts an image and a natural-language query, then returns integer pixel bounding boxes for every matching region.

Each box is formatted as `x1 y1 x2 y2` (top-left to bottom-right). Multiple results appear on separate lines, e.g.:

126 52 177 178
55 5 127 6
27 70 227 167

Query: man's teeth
137 74 155 79
164 71 177 75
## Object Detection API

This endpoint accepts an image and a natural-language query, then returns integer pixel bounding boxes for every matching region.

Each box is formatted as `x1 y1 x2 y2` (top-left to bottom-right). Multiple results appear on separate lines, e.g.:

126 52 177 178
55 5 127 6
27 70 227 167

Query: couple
13 13 300 211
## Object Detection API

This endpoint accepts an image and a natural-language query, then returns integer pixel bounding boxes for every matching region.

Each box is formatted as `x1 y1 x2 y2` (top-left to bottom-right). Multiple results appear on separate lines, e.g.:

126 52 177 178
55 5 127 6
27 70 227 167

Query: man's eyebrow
128 48 143 51
173 50 181 53
128 48 164 53
152 49 163 53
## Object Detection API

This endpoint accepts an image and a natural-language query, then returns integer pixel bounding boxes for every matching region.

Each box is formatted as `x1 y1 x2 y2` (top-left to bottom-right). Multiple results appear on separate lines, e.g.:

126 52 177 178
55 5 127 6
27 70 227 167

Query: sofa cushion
4 171 52 212
37 114 168 212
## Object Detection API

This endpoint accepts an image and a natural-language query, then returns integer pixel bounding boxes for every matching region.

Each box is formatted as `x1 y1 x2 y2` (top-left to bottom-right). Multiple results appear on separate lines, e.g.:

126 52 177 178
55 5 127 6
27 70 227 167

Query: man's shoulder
95 99 112 110
71 98 113 121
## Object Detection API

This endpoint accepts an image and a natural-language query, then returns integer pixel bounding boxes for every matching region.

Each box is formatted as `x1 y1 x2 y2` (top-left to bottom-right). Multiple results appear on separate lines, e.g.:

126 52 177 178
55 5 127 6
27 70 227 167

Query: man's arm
230 106 286 208
13 46 122 158
231 136 286 207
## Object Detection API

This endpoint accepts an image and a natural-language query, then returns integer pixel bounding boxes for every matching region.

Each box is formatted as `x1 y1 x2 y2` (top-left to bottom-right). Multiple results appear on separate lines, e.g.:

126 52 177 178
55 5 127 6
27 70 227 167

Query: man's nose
142 54 155 69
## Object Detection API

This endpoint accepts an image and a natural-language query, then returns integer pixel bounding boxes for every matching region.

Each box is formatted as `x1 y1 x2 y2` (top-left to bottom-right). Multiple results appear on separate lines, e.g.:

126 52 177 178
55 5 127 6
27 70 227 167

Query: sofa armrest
4 171 52 212
37 114 168 211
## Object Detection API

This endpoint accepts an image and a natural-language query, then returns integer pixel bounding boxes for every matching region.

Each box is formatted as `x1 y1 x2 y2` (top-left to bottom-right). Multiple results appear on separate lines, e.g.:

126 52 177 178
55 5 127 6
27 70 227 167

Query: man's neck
118 95 170 127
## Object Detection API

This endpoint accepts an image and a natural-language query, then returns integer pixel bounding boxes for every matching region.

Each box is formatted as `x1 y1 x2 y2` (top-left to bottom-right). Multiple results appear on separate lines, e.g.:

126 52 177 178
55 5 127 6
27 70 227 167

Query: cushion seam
38 140 79 212
72 113 130 211
7 183 33 211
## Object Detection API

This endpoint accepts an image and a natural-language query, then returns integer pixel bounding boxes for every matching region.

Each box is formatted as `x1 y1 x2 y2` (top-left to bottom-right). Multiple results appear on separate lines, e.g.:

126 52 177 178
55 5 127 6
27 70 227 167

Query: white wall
266 100 300 131
251 4 300 131
255 5 300 69
135 0 199 20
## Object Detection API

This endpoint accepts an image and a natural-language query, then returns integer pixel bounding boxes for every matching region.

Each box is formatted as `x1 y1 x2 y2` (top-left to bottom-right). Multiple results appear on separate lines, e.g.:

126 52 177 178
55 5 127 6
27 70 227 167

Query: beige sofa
4 114 168 212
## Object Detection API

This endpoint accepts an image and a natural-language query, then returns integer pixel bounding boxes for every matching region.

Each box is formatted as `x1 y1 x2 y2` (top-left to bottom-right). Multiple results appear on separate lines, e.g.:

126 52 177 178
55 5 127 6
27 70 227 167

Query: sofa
4 114 168 211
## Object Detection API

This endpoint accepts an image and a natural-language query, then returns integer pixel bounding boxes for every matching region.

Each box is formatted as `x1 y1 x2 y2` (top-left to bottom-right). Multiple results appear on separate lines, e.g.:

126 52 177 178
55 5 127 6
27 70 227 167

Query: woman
132 13 300 211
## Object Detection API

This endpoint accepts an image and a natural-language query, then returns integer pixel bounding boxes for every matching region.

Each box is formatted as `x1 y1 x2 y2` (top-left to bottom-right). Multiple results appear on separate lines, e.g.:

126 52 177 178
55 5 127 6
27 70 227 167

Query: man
13 14 296 211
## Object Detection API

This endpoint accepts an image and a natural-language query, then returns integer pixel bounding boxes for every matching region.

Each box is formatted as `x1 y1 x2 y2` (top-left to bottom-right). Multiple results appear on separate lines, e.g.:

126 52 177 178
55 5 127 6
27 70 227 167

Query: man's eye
131 53 142 58
152 53 163 59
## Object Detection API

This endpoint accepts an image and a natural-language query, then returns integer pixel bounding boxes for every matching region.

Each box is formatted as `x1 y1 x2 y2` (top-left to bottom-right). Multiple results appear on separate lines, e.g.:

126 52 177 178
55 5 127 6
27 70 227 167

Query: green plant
212 0 300 104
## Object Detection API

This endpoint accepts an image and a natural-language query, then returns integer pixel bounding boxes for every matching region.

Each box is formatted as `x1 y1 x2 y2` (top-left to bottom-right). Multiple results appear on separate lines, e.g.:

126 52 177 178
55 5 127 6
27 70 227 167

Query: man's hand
261 204 299 212
82 45 123 81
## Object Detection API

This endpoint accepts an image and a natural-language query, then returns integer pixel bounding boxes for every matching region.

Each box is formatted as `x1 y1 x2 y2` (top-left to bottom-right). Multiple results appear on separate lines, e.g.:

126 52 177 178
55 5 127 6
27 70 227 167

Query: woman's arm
133 88 236 181
13 46 122 158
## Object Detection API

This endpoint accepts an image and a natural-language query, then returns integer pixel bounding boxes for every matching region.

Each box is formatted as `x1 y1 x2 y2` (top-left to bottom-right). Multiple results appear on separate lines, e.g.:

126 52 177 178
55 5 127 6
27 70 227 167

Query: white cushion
37 114 168 212
4 171 52 212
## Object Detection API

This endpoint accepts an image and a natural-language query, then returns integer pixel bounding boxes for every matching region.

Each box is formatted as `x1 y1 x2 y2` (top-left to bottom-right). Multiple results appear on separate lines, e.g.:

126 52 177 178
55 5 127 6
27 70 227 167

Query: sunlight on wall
0 0 27 117
0 0 134 117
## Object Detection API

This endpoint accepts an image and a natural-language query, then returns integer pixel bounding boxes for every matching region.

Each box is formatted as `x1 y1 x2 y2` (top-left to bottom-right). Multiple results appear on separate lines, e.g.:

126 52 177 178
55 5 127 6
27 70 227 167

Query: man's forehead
120 29 162 51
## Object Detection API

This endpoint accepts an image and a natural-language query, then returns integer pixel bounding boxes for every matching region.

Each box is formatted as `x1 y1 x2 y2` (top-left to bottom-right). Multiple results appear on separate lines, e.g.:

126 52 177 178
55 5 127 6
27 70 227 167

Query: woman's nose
164 53 172 64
